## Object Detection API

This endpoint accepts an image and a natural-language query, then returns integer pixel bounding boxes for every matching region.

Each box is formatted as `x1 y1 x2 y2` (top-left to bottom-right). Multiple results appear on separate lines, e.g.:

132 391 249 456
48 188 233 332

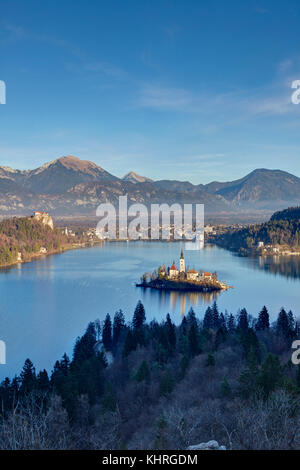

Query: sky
0 0 300 183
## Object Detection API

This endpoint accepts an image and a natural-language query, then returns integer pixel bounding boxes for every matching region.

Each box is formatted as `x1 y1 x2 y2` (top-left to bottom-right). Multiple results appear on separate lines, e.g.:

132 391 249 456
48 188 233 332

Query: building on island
186 269 198 281
164 251 215 283
179 249 185 273
169 262 179 278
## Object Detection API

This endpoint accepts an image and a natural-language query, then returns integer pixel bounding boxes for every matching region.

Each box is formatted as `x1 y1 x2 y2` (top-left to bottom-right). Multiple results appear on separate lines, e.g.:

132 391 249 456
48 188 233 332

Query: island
136 249 232 292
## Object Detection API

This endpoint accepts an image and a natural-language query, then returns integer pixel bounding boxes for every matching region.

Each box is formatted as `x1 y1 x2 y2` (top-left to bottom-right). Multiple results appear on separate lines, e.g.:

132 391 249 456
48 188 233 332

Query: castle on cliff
32 211 54 230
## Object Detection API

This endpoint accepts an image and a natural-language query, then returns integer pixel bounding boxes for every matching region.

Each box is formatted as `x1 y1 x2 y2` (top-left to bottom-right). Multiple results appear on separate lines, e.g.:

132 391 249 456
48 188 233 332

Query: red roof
187 269 198 274
170 264 178 271
203 272 212 276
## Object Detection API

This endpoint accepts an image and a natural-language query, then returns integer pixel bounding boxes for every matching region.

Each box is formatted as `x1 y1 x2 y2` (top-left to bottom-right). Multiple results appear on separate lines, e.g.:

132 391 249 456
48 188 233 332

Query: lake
0 241 300 379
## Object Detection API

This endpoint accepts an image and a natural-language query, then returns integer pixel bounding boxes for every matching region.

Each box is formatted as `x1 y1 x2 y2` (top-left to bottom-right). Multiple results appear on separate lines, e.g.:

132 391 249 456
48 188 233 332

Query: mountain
25 156 118 194
205 169 300 209
122 171 153 184
0 157 300 219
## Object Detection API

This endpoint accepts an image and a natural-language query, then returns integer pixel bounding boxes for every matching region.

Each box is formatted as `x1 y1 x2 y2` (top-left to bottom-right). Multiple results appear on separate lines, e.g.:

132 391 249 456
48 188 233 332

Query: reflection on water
244 254 300 280
0 242 300 379
138 286 221 315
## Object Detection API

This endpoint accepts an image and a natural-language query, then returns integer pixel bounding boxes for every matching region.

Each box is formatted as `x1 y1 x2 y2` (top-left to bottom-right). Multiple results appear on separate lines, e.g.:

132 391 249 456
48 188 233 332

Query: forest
0 216 70 266
0 301 300 450
215 206 300 254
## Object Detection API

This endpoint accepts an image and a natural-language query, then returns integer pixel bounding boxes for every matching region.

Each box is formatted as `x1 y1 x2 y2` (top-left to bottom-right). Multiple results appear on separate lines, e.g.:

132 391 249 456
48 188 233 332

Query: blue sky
0 0 300 183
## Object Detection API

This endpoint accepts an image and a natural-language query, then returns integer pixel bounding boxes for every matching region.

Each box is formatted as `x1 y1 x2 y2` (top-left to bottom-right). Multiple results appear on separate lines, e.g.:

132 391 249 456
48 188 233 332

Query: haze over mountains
0 155 299 221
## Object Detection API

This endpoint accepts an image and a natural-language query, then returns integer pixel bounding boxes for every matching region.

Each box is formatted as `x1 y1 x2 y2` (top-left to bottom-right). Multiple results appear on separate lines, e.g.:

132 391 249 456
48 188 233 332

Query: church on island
159 249 215 283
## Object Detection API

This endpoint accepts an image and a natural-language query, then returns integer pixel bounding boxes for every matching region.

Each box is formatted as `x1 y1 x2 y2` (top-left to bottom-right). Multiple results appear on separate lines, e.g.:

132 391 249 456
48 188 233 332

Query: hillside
270 206 300 222
214 206 300 255
0 301 299 449
0 216 69 266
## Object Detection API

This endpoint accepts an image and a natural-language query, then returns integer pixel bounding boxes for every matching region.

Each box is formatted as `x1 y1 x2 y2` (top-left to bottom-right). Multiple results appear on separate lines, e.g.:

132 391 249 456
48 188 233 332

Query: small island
136 249 232 293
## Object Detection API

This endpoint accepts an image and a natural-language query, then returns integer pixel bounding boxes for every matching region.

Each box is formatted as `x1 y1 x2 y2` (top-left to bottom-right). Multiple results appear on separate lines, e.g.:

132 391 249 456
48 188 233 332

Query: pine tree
258 353 283 399
132 301 146 329
238 308 249 331
20 358 36 394
227 313 235 332
113 309 126 346
203 306 213 329
256 306 270 331
288 310 295 331
276 308 289 336
102 313 113 350
186 307 197 327
165 313 176 353
37 369 50 392
212 301 220 329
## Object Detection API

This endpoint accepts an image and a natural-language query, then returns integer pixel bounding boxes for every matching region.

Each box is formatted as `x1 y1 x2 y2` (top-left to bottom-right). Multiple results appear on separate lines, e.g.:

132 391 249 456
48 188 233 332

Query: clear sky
0 0 300 183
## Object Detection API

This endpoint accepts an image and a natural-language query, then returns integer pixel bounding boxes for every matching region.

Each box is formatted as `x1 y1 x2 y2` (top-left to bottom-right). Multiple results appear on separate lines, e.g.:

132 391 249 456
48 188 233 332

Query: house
186 269 198 281
257 241 264 248
169 263 179 278
201 272 212 281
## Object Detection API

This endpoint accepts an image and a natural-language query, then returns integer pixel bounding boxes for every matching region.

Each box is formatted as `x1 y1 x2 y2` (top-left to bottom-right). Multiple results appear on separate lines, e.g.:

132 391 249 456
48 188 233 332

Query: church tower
179 249 185 273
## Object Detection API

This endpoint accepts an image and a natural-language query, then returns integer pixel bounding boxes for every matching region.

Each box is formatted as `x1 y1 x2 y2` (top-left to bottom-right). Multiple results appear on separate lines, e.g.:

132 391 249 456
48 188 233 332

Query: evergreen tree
37 369 50 392
186 307 197 327
73 322 97 363
288 310 295 331
212 301 220 329
258 354 283 399
276 308 289 336
227 313 235 332
20 358 36 394
203 306 213 329
255 306 270 331
238 308 249 331
165 313 176 353
113 309 126 346
132 301 146 329
102 313 113 351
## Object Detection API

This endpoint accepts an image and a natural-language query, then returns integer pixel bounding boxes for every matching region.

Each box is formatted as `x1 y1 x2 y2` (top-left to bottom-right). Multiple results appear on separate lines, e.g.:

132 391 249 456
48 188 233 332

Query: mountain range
0 155 300 221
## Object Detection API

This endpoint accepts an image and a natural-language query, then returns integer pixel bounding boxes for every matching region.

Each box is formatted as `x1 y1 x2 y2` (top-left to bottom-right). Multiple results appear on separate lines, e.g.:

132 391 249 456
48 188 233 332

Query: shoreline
0 240 103 270
136 278 231 293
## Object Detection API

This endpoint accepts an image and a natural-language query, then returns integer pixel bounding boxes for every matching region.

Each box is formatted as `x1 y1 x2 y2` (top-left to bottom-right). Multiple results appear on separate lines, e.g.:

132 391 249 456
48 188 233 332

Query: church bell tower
179 249 185 273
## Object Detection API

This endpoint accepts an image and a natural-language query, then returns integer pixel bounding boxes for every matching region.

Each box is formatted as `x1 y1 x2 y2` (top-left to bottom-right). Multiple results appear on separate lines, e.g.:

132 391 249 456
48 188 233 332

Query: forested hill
0 216 69 266
0 301 300 449
215 206 300 254
270 206 300 222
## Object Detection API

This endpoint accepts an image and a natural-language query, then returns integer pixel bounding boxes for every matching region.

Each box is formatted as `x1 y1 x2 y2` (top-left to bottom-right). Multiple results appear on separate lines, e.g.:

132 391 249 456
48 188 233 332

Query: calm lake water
0 242 300 379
